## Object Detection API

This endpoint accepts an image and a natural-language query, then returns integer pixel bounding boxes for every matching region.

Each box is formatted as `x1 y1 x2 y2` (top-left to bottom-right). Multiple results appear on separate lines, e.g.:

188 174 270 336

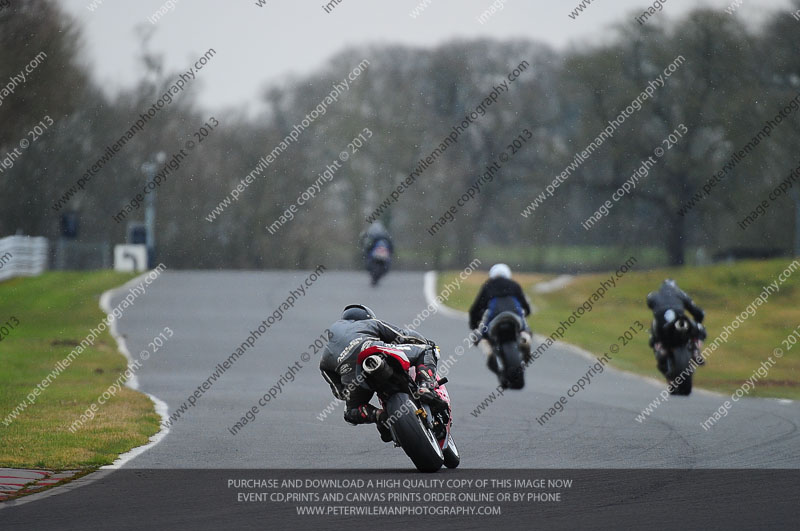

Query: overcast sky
59 0 794 112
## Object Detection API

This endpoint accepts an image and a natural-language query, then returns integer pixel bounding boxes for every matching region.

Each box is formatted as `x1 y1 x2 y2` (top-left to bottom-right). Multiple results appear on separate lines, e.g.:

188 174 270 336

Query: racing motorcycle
485 311 526 389
653 314 701 396
358 344 459 473
366 238 391 286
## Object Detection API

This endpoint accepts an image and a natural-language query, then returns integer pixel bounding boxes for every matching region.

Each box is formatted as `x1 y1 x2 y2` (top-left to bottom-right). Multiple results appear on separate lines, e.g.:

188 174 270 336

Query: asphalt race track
3 271 799 529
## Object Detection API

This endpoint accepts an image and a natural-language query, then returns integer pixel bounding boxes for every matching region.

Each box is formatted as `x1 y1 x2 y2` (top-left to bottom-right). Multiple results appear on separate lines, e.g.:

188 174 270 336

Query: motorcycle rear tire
369 261 387 286
667 346 693 396
387 393 444 473
500 341 525 390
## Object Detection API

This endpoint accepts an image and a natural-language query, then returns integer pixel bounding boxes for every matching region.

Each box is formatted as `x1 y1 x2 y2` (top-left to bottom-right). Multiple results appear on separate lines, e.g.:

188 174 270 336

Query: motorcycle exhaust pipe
362 354 393 380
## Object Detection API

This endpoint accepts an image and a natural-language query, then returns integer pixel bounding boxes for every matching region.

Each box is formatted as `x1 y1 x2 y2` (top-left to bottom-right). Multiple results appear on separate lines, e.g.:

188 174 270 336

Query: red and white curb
0 469 81 502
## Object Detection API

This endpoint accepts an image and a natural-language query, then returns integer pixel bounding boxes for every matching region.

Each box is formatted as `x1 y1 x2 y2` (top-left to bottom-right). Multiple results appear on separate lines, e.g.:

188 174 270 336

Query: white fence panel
0 235 49 282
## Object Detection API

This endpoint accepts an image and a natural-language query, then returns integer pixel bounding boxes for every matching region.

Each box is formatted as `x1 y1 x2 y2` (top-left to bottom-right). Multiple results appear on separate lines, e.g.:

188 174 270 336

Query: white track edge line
98 272 170 469
0 271 171 510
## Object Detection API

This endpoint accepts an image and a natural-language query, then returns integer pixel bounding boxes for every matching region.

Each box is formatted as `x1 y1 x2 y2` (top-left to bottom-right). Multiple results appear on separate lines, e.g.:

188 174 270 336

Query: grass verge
0 272 160 469
439 259 799 400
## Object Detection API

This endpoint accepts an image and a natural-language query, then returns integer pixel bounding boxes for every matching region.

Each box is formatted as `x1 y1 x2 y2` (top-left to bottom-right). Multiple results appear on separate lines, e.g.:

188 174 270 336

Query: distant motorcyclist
359 222 394 286
360 221 393 261
647 279 707 365
469 264 533 366
319 304 443 441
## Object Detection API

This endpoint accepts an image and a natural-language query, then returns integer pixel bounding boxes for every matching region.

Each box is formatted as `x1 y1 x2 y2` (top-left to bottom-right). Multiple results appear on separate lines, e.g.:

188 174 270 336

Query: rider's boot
520 331 533 363
415 369 449 412
654 343 669 374
692 339 705 366
376 409 393 442
478 339 499 374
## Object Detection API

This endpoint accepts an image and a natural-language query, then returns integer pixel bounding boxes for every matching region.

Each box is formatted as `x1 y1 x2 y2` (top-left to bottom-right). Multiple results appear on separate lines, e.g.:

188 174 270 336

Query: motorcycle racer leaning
646 279 707 366
469 264 533 363
319 304 445 442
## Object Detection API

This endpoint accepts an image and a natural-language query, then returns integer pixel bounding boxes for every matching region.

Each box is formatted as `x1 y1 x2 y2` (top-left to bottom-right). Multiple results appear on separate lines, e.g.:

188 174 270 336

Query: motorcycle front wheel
442 434 460 469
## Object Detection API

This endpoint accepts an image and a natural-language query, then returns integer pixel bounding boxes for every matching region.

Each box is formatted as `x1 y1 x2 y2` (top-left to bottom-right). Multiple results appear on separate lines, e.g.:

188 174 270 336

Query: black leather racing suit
646 281 706 347
319 318 438 426
469 277 532 332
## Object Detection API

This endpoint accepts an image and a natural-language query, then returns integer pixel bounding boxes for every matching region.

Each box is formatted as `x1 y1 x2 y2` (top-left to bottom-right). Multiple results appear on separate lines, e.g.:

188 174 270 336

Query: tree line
1 0 798 271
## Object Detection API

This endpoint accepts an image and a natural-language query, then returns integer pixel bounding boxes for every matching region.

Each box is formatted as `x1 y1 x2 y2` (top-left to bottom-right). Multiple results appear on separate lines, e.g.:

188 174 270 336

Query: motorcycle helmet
342 304 376 321
489 263 512 280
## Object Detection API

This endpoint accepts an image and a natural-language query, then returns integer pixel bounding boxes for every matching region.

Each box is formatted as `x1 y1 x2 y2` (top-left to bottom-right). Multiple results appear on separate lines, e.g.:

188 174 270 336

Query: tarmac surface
2 270 798 529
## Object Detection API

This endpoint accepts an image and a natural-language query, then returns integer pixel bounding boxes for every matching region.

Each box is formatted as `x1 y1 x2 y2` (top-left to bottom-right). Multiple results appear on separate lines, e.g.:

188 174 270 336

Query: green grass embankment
0 272 160 469
440 259 799 399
